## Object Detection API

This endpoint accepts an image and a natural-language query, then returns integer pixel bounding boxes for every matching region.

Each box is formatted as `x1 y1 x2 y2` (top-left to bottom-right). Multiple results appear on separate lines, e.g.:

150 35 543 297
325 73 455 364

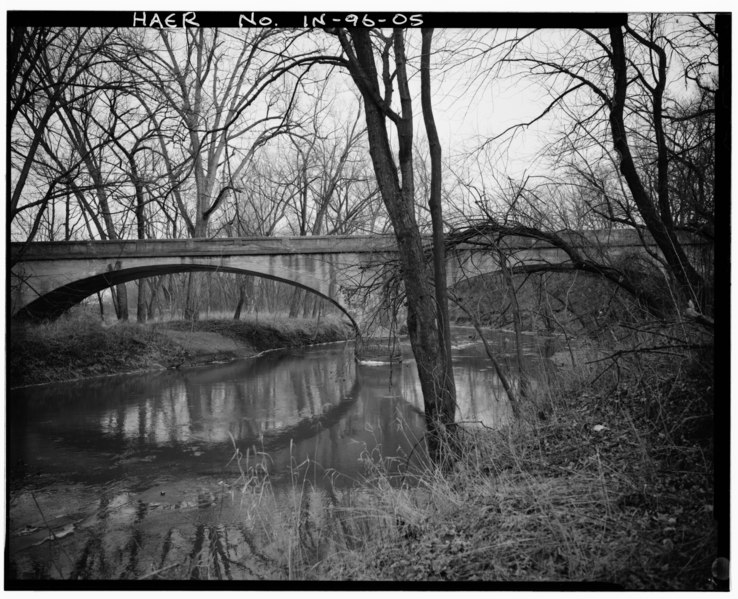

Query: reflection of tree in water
238 377 361 453
11 350 358 461
12 519 283 580
121 501 148 578
226 364 428 489
71 535 109 579
8 342 531 579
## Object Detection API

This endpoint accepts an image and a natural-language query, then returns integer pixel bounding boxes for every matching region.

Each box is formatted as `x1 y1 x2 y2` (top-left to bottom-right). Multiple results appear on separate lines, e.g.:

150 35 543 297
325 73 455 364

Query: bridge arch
12 231 696 333
12 262 360 334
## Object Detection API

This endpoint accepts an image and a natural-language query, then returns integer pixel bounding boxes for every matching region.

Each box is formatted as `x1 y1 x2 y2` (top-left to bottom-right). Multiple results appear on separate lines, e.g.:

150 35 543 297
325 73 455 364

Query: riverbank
228 344 715 589
7 317 717 588
138 325 711 589
358 357 716 588
8 315 352 388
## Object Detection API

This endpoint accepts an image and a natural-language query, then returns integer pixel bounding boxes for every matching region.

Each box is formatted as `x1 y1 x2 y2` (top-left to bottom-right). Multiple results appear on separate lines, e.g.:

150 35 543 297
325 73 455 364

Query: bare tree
122 28 350 319
453 16 716 321
330 27 457 460
10 28 115 227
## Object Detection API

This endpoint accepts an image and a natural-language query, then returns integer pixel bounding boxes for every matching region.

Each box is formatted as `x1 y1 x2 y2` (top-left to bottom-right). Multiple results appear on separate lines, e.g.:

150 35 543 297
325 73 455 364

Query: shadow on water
7 333 551 580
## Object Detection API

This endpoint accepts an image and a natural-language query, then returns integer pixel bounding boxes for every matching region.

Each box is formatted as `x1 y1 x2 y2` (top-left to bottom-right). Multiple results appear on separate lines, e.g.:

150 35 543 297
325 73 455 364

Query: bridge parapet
10 235 400 261
10 229 710 325
13 228 706 262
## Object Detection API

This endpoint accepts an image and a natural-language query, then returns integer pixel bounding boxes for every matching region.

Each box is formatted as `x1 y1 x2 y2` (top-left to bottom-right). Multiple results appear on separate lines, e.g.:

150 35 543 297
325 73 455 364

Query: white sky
3 6 726 164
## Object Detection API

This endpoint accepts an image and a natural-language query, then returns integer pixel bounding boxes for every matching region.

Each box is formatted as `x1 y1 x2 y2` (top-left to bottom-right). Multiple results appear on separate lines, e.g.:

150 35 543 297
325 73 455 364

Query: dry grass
202 338 716 588
9 313 187 387
157 314 351 352
11 311 716 587
9 312 352 388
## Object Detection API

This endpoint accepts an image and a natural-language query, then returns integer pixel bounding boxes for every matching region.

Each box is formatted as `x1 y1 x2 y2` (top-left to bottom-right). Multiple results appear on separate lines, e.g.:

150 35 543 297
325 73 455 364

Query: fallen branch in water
31 492 70 577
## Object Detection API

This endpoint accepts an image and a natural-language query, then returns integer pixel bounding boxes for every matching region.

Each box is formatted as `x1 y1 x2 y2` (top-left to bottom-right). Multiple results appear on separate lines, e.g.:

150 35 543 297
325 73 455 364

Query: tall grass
200 328 715 587
11 309 714 586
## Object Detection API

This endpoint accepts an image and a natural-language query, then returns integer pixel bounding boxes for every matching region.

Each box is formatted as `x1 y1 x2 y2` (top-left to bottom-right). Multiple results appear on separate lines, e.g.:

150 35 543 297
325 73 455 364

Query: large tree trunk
420 28 457 427
608 26 705 310
339 29 456 461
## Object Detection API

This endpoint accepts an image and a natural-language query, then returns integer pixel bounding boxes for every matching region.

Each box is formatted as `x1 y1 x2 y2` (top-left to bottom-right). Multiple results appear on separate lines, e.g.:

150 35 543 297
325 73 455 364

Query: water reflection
9 338 547 491
8 334 556 580
9 345 416 487
93 348 358 446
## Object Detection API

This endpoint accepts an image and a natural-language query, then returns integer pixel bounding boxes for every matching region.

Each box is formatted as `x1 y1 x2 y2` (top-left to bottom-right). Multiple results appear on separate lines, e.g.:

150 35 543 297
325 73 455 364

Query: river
7 331 555 580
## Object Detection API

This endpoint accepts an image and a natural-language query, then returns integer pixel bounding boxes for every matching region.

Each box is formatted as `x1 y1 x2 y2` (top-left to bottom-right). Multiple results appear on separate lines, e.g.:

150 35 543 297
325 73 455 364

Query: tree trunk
205 271 212 319
288 287 304 318
311 297 322 320
107 261 129 322
498 248 528 397
137 280 147 323
421 28 457 427
132 169 148 323
338 29 456 461
116 284 129 321
184 272 200 321
147 277 162 321
233 281 247 320
608 26 705 310
97 291 105 322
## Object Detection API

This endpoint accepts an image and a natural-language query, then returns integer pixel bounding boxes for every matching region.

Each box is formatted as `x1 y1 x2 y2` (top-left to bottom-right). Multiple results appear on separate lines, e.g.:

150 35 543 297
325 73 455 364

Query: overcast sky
2 6 727 222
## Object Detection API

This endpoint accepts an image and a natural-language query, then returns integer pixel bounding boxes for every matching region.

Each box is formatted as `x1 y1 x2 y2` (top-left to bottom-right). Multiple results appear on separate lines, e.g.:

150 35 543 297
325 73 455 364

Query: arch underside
14 264 359 332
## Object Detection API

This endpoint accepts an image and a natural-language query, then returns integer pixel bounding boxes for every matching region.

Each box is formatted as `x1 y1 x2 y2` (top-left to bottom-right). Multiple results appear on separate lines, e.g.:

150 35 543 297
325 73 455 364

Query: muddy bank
9 316 352 388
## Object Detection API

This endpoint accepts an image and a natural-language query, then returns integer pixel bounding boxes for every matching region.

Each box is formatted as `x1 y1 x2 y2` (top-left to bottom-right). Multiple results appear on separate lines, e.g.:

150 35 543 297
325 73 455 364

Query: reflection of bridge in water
10 229 687 329
9 346 425 483
7 339 539 579
9 340 525 487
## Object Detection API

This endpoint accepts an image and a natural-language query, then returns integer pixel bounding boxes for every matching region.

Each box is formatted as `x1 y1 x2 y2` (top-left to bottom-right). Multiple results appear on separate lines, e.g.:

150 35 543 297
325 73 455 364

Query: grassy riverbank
339 352 717 588
8 314 718 588
8 314 351 388
178 331 716 589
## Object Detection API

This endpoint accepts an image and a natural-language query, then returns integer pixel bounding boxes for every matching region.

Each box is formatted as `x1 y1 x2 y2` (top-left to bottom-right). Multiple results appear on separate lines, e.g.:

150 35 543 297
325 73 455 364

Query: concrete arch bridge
10 230 700 331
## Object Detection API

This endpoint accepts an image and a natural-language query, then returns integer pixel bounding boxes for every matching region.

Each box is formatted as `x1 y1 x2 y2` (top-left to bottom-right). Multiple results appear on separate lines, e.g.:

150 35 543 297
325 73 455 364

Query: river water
7 331 555 580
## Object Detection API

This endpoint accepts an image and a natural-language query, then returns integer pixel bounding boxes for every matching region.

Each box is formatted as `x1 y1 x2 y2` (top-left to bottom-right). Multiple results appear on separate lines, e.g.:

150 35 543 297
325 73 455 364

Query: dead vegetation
194 332 717 589
9 312 351 388
8 312 718 588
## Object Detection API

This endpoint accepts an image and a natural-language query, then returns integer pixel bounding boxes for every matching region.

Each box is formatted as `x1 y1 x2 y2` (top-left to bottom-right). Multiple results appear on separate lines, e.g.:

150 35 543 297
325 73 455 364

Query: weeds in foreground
198 338 716 588
10 315 717 588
